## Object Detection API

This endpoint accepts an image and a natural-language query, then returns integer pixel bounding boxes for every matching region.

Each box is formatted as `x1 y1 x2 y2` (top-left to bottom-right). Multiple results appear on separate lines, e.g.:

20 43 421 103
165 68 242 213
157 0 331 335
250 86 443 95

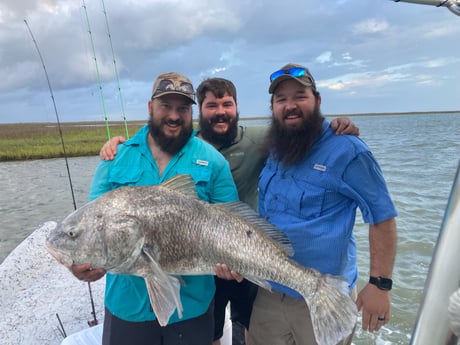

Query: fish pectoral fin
172 274 186 286
144 274 182 326
143 247 183 326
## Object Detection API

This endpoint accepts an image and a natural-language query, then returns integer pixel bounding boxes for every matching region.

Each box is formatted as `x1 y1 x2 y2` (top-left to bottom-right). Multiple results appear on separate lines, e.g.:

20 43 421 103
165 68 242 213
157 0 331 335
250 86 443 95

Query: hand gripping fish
46 174 358 345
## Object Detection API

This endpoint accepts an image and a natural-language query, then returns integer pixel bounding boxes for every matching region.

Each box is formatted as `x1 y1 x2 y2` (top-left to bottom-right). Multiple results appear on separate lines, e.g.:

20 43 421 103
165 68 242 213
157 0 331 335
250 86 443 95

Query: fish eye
66 226 78 238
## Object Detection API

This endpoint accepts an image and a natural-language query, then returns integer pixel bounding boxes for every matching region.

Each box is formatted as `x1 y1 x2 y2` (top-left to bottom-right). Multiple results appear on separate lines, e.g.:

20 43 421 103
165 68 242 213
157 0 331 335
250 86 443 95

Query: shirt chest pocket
261 172 326 220
108 166 144 187
175 166 212 201
297 179 326 220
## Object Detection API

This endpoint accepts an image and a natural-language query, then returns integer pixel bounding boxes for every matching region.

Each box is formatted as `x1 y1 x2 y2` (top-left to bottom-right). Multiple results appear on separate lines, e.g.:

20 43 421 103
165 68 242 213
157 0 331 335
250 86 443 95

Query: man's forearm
369 218 397 277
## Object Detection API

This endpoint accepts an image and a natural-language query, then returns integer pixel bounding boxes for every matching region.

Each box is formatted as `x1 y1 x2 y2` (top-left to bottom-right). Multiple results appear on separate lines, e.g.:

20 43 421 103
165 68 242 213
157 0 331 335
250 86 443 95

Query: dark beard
267 106 324 166
199 112 239 148
148 117 193 155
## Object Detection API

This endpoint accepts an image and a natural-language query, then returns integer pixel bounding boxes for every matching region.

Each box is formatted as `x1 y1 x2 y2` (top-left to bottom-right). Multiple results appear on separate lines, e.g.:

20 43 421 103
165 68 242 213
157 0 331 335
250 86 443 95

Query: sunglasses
269 67 314 85
153 79 195 97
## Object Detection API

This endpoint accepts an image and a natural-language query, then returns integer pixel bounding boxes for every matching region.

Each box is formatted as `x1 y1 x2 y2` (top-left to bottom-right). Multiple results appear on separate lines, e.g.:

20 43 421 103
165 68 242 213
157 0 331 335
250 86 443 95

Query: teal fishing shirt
89 125 238 324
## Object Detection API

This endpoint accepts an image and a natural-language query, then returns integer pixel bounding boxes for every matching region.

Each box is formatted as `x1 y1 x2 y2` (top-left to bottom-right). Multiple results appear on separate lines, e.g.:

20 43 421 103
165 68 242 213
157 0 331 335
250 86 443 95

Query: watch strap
369 276 393 291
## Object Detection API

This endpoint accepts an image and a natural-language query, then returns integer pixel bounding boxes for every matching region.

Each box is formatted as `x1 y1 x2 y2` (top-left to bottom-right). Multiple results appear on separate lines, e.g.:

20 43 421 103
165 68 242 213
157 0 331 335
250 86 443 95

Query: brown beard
199 112 239 148
267 106 324 166
148 117 193 155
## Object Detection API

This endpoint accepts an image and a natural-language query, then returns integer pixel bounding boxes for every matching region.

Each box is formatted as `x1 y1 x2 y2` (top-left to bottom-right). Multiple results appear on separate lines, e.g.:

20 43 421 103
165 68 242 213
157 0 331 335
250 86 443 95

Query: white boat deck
0 222 105 345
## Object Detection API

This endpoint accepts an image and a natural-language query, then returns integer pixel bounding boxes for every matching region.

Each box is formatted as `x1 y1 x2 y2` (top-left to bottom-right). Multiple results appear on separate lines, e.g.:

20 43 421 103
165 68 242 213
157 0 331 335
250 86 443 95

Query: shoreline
1 111 458 162
1 109 459 126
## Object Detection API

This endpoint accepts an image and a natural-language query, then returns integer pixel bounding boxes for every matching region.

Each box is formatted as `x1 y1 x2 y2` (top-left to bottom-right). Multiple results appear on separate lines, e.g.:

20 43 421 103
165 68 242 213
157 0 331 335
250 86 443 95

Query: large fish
46 174 358 345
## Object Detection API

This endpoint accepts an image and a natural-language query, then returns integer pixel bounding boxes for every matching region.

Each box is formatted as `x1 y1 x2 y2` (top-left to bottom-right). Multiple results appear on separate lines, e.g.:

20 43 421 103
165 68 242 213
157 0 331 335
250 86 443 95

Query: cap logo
153 79 194 97
151 72 196 104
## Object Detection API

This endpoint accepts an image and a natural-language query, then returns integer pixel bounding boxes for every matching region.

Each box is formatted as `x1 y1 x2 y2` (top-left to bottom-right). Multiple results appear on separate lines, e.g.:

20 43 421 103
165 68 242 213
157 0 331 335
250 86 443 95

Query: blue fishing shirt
89 125 238 323
258 119 397 298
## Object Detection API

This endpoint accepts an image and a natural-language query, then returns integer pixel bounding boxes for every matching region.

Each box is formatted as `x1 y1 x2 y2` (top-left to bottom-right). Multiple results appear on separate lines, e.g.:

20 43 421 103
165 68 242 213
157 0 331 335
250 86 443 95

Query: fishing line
56 313 67 338
24 19 98 329
23 19 77 211
101 0 130 139
81 0 111 139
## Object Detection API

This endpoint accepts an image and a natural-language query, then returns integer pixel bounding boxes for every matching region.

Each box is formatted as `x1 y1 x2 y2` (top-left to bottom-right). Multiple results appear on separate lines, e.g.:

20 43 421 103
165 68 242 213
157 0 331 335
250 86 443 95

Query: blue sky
0 0 459 123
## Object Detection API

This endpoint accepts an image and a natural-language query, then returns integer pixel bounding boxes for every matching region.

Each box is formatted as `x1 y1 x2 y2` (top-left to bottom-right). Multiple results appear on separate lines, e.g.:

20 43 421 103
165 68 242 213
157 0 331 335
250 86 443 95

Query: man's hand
70 263 106 282
100 136 126 160
356 283 391 332
215 263 244 282
331 117 360 136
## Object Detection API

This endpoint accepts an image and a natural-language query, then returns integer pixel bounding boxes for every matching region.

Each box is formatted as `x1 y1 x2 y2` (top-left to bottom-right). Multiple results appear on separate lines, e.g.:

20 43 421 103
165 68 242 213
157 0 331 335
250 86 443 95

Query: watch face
379 278 392 290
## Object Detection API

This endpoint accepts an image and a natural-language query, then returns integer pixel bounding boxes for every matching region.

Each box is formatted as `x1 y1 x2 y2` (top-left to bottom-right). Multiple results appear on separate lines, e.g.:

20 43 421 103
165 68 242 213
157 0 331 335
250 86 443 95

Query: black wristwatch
369 276 393 291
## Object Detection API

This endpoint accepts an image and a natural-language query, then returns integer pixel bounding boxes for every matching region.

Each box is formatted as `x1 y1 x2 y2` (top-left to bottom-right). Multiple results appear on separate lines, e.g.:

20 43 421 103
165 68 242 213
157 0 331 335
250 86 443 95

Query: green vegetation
2 111 458 161
0 121 145 161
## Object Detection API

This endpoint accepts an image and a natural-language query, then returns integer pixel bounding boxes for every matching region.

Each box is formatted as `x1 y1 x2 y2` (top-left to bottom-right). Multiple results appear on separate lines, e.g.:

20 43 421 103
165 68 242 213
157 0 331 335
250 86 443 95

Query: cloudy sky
1 0 459 123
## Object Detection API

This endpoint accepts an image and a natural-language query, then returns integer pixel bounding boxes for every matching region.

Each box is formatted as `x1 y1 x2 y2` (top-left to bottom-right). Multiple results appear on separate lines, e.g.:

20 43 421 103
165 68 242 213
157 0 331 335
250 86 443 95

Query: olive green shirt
219 126 267 210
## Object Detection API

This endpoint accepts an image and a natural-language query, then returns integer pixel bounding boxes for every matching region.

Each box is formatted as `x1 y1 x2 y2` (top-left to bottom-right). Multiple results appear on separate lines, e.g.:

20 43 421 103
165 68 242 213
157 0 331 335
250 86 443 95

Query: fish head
45 196 145 272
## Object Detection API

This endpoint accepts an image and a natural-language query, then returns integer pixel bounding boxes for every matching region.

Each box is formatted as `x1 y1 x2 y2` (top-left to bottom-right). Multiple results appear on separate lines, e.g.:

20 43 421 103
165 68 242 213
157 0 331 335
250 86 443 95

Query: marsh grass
0 121 145 161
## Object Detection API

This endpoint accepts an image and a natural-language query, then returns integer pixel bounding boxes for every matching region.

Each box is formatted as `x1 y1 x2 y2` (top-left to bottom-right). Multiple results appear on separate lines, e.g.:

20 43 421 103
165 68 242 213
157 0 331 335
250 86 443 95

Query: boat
393 0 460 16
410 161 460 344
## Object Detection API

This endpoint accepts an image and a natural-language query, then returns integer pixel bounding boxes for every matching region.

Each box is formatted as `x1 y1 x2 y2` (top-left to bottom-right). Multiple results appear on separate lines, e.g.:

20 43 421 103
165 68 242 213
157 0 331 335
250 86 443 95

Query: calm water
0 113 459 344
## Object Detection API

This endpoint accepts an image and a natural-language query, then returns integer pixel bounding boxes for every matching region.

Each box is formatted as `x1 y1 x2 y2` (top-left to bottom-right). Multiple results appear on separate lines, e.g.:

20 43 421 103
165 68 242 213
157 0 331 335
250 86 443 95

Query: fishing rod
23 20 77 212
24 19 99 332
101 0 130 139
81 0 111 139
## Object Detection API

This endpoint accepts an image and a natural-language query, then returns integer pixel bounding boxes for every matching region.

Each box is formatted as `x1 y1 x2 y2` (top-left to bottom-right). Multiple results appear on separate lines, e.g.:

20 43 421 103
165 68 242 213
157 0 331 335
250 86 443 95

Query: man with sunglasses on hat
69 72 239 345
197 78 360 345
246 64 397 345
100 76 359 345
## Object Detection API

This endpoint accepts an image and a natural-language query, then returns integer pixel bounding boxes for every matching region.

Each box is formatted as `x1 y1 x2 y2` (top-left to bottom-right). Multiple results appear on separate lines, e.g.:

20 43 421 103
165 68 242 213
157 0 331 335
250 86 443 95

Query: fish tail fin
306 274 358 345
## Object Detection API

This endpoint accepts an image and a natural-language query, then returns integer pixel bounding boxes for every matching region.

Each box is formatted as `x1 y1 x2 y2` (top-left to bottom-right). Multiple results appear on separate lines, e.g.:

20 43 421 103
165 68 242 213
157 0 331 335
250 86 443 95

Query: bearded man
249 64 398 345
70 72 238 345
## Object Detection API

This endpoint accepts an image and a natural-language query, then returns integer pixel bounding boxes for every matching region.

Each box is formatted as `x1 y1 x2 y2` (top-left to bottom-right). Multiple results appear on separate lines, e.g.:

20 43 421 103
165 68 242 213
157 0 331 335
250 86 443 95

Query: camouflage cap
151 72 196 104
268 63 316 94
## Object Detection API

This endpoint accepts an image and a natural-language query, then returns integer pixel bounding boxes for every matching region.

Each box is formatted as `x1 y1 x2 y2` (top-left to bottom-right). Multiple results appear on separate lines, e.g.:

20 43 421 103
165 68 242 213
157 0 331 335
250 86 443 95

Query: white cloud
352 18 389 34
316 51 332 64
342 52 352 61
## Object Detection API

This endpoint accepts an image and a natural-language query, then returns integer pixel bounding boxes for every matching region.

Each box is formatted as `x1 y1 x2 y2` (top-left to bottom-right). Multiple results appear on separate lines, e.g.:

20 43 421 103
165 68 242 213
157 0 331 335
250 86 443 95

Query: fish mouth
45 242 74 268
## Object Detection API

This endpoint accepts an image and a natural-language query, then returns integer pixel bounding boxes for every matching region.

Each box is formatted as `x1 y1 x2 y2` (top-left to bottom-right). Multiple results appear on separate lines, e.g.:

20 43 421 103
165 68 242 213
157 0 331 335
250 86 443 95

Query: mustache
209 114 232 124
283 110 303 118
164 118 184 126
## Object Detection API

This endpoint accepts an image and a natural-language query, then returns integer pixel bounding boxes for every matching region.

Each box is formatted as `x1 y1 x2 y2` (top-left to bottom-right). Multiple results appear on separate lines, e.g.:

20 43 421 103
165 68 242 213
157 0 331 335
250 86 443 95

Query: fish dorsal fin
161 174 198 199
219 201 294 257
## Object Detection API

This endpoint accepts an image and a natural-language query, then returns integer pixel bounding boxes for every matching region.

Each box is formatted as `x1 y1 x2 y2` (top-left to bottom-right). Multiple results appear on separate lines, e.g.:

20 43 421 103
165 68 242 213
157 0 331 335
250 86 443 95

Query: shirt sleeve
88 160 112 201
342 151 397 224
